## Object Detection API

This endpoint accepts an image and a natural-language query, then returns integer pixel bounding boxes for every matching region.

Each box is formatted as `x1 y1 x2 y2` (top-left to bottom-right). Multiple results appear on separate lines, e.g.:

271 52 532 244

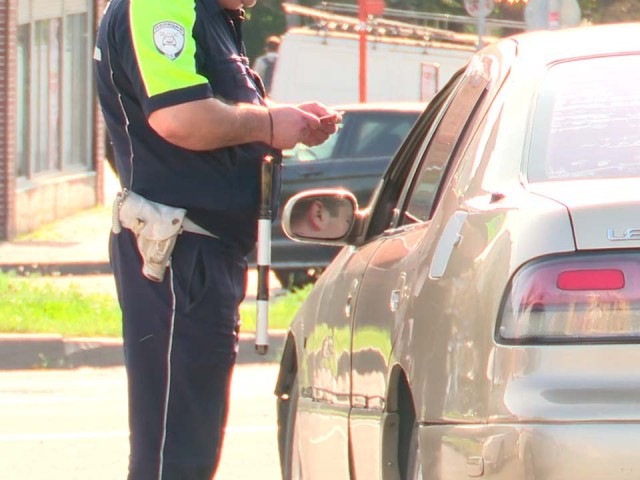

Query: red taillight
498 254 640 342
557 269 625 291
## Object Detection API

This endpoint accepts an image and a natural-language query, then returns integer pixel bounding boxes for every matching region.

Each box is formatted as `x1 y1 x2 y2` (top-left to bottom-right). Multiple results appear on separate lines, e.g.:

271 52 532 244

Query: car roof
509 22 640 61
331 102 427 113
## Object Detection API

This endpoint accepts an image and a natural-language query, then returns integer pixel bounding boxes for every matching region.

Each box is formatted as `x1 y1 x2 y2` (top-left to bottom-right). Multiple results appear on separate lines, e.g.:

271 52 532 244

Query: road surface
0 364 281 479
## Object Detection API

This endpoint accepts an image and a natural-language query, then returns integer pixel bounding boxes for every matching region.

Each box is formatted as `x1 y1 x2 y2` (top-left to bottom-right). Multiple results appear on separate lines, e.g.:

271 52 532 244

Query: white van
269 25 478 105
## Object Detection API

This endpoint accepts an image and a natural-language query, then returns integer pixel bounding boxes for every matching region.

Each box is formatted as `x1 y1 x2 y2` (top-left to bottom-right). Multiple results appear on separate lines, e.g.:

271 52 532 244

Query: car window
364 69 466 238
284 126 342 163
283 110 420 165
401 58 492 224
344 113 419 158
528 54 640 181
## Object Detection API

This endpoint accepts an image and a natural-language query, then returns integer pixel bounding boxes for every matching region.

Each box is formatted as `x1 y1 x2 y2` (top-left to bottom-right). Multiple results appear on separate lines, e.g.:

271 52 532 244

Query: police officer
93 0 339 478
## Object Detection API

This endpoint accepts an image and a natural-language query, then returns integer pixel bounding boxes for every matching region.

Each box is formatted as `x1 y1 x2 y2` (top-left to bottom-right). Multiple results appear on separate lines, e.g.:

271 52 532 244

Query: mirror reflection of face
290 196 354 240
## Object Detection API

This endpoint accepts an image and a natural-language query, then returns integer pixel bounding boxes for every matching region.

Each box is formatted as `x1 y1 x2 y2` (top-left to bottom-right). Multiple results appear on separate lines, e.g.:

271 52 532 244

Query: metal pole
255 155 273 355
358 1 367 103
477 1 485 49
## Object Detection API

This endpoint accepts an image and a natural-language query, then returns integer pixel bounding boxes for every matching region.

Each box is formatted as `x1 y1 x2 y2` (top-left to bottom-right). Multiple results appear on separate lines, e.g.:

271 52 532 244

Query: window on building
16 0 93 180
34 19 58 174
63 13 89 168
17 25 30 178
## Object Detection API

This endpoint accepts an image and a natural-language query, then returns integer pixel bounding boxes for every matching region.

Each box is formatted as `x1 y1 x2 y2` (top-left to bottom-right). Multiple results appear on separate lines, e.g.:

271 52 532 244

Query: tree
593 0 640 23
244 0 288 62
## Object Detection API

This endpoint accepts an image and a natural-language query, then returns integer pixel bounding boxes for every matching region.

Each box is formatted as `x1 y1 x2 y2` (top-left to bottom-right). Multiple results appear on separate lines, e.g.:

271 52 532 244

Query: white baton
255 155 273 355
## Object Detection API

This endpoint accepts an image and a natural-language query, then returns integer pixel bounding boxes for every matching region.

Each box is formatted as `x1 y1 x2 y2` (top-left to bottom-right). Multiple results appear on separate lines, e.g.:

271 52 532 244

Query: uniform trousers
111 229 247 480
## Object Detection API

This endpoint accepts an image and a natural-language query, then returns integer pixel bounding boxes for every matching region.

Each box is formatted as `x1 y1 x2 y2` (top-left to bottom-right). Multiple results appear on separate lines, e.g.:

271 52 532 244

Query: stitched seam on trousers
158 265 177 480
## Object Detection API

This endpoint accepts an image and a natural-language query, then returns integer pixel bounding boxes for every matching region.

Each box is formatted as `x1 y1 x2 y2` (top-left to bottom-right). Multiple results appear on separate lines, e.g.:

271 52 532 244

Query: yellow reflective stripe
129 0 207 97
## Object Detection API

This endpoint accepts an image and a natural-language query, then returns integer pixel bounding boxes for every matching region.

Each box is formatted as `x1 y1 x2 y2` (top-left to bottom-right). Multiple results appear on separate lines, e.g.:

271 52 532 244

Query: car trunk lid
528 177 640 250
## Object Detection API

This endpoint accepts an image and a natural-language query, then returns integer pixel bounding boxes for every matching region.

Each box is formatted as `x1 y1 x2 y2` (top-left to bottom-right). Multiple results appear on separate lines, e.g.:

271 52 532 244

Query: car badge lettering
607 228 640 241
153 22 185 60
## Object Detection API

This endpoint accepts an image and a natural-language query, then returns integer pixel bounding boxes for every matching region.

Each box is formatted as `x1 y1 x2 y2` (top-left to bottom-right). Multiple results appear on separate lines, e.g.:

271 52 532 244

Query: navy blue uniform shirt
94 0 281 255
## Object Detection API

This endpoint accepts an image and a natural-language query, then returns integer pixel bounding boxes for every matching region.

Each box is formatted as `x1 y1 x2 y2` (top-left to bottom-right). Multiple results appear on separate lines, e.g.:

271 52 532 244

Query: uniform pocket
186 246 209 310
184 239 247 320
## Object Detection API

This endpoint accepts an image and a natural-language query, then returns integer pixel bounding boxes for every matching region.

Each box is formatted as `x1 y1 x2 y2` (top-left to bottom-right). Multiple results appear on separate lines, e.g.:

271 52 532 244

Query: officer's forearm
148 98 269 151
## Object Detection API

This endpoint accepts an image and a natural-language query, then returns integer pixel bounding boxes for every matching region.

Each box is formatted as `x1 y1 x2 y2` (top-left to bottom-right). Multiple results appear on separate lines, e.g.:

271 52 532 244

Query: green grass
0 273 122 337
0 272 310 338
239 285 311 333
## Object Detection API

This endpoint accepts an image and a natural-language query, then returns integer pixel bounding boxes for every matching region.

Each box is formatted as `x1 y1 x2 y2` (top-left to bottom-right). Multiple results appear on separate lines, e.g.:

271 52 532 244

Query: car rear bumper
417 422 640 479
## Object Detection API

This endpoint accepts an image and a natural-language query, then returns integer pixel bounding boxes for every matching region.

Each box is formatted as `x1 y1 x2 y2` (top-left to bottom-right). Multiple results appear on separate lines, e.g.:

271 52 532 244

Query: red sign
420 63 440 101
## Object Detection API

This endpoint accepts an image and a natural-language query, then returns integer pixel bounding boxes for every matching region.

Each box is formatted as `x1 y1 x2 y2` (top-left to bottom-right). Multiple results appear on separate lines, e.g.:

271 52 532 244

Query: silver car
274 23 640 479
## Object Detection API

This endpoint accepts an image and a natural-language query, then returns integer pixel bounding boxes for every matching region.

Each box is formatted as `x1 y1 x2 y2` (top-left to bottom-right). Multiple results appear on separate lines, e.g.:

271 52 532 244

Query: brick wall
2 1 108 240
0 0 17 240
0 1 124 240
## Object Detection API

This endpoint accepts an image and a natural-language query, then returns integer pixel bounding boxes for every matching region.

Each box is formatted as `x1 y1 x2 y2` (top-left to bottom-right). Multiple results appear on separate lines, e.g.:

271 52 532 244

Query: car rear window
345 112 419 158
527 54 640 182
283 110 420 164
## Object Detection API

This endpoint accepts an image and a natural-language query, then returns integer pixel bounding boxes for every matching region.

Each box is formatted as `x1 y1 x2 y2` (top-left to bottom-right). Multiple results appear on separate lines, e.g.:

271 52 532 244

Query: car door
293 96 460 478
294 240 384 478
346 47 514 479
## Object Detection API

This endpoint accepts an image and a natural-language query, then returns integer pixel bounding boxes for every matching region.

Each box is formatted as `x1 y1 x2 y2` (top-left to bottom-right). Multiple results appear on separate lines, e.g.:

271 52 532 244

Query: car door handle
389 273 407 313
345 279 359 319
390 290 401 312
345 295 353 318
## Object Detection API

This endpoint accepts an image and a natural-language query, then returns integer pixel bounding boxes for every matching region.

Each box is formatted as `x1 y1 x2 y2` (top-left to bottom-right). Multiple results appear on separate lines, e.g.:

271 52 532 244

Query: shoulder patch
153 21 185 60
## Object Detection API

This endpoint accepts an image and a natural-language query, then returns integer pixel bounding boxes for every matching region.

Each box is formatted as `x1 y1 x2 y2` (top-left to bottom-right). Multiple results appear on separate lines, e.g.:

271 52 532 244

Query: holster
112 189 186 282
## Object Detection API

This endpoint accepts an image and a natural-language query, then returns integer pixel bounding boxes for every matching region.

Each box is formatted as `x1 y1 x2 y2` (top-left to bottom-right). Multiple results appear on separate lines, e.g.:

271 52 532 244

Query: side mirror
282 189 358 244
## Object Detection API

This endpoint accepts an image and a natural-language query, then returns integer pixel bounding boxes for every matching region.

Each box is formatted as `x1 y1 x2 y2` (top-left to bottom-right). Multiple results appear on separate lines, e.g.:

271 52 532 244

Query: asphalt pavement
1 364 282 479
0 164 285 369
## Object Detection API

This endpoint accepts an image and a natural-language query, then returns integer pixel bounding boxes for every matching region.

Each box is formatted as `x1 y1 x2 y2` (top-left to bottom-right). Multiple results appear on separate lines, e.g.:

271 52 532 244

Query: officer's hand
296 102 341 123
296 102 341 147
268 106 322 150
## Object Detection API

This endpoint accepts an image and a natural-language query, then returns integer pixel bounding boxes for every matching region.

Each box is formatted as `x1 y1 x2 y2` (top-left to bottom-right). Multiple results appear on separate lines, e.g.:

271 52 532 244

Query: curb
0 332 287 370
0 262 112 276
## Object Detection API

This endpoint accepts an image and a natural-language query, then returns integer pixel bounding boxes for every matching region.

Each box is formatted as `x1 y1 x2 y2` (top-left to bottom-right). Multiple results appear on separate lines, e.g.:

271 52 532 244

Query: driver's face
323 204 353 238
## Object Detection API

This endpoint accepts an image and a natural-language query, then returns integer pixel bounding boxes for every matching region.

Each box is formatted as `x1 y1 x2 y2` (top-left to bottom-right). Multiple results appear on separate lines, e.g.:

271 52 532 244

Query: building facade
0 0 108 240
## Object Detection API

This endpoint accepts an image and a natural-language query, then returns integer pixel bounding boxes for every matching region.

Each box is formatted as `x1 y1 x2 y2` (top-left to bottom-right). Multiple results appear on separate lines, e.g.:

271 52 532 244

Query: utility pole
358 2 368 103
357 0 385 102
463 0 495 49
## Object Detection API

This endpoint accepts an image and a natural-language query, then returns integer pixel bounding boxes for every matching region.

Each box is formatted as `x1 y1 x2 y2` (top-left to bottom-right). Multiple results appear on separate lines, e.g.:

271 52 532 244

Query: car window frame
398 57 494 226
362 69 466 240
359 45 516 245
